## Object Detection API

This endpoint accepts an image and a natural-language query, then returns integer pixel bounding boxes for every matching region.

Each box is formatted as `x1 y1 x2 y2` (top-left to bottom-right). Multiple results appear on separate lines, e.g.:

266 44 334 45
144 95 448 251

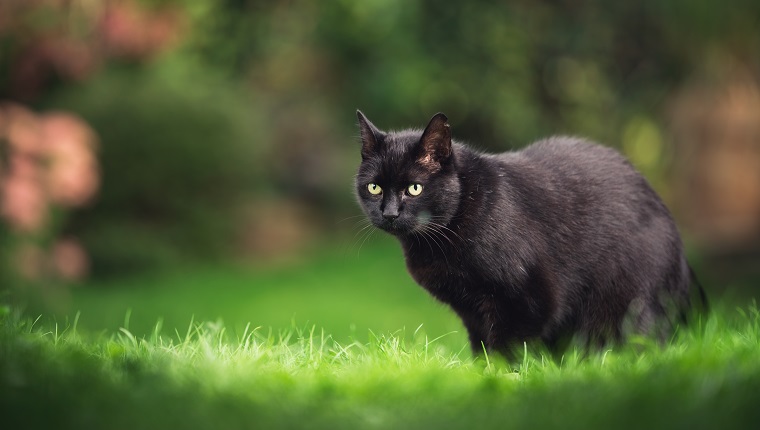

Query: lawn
30 236 465 344
2 238 760 429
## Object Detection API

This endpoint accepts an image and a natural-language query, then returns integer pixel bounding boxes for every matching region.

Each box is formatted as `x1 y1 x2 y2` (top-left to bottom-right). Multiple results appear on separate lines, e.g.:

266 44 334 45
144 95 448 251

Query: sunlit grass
7 240 760 429
2 304 760 430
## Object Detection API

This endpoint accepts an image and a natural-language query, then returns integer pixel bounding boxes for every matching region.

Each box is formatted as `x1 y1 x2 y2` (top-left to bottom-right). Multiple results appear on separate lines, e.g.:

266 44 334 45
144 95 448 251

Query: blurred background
1 0 759 341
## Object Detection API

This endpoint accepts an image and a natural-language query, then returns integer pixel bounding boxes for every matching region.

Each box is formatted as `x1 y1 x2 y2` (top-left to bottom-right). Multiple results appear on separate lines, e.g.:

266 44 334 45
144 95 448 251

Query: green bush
46 65 266 275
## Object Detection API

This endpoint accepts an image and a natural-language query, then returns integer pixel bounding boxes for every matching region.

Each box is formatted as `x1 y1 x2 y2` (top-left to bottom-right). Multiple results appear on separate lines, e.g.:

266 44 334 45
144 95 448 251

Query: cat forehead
383 129 423 157
378 130 423 168
359 129 430 181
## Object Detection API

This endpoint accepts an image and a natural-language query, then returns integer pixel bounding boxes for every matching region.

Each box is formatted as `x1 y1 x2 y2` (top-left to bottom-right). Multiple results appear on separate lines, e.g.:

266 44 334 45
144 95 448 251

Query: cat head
355 111 461 236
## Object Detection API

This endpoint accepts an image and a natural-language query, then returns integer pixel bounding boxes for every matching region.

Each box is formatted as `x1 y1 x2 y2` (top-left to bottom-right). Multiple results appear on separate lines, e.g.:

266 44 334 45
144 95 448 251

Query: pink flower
0 104 47 231
43 37 100 82
40 112 100 207
99 0 185 59
1 103 99 282
8 154 40 180
4 103 44 156
1 174 47 232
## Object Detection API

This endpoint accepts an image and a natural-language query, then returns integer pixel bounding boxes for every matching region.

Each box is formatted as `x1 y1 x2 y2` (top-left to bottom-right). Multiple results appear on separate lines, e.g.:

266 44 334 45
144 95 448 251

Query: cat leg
466 323 489 355
458 311 490 355
542 330 572 361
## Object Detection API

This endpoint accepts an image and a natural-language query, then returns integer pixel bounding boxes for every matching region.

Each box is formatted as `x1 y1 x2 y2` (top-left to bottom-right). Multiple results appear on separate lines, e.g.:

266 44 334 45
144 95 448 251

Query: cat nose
383 212 399 221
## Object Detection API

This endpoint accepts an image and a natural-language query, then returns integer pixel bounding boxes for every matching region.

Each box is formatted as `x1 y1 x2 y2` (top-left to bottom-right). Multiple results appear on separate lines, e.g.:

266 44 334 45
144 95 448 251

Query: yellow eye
407 183 423 196
367 183 382 195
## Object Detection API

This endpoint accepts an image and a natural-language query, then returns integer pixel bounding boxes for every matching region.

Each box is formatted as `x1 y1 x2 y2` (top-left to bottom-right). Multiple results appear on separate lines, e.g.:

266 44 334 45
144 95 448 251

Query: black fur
355 111 698 357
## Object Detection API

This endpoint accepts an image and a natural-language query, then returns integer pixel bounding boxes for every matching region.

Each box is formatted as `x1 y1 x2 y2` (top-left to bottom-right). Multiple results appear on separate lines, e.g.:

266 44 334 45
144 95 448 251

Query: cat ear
357 110 383 158
417 113 452 169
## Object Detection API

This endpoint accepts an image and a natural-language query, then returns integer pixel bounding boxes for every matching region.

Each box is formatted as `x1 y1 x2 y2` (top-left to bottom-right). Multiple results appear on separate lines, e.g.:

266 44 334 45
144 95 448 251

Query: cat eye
407 183 423 196
367 183 383 195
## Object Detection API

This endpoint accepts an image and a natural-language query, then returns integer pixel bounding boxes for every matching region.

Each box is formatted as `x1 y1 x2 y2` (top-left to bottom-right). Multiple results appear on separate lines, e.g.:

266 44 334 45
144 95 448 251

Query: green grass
2 305 760 429
32 236 464 344
4 238 760 429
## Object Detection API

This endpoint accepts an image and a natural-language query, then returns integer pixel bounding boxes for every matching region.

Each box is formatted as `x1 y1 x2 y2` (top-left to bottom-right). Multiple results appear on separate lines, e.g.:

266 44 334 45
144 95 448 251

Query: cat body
355 111 693 356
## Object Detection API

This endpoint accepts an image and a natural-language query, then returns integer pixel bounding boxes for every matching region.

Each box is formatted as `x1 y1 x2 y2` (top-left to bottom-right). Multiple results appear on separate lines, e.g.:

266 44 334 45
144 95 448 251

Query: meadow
2 238 760 429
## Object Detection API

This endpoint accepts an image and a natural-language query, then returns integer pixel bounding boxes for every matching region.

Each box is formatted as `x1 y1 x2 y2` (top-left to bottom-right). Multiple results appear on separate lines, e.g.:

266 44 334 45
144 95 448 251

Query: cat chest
402 246 534 307
403 252 481 303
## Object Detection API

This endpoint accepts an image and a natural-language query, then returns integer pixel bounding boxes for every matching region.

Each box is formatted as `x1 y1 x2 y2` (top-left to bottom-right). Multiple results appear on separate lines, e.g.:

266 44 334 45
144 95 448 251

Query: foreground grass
2 306 760 430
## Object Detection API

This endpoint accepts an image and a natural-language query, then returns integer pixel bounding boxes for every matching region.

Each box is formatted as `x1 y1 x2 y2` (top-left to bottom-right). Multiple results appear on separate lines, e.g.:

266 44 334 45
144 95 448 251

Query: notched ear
417 112 452 170
357 110 383 158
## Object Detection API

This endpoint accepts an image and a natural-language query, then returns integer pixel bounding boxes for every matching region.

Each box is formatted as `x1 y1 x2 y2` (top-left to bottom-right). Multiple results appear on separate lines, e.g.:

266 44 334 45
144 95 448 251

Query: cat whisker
349 218 372 232
342 221 374 256
429 214 465 223
416 229 439 261
357 226 378 255
427 221 464 244
335 214 370 225
350 221 372 239
419 225 450 267
427 225 457 249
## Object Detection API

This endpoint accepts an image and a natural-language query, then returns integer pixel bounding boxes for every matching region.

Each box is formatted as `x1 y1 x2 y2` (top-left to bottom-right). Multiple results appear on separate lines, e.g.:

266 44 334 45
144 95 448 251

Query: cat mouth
378 219 413 235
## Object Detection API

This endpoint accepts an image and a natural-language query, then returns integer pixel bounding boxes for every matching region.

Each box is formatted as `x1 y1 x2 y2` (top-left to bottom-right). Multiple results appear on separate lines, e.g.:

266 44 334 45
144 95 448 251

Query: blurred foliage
182 0 760 146
44 66 265 274
2 0 760 278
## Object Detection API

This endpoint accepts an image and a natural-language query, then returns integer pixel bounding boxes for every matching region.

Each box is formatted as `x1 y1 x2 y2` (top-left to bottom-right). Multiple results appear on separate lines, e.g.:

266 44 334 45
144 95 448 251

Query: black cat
355 111 704 357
